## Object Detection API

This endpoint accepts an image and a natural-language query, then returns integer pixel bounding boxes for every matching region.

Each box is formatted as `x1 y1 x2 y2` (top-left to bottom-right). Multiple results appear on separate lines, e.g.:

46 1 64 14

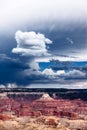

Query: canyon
0 88 87 130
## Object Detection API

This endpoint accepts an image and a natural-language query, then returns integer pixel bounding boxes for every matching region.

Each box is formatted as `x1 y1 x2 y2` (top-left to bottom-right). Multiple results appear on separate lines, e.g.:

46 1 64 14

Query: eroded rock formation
0 92 87 120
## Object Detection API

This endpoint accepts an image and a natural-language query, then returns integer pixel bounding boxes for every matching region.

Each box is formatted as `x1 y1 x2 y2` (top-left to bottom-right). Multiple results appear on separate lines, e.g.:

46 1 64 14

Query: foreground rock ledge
0 116 71 130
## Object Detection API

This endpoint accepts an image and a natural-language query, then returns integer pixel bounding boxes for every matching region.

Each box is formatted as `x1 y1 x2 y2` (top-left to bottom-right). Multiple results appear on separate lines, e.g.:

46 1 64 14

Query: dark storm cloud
47 59 87 82
45 25 87 56
0 22 87 87
0 54 31 85
81 64 87 71
50 59 72 70
0 53 87 86
60 70 86 80
0 0 87 88
0 31 53 86
0 34 16 55
50 59 87 71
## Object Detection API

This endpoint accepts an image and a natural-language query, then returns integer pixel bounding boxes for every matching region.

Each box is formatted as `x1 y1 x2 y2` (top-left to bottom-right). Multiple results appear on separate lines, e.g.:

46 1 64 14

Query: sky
0 0 87 89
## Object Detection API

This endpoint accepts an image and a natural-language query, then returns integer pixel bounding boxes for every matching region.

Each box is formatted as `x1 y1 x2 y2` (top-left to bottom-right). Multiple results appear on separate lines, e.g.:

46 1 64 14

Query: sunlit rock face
0 113 14 121
0 91 87 120
0 116 71 130
0 91 87 130
38 93 54 101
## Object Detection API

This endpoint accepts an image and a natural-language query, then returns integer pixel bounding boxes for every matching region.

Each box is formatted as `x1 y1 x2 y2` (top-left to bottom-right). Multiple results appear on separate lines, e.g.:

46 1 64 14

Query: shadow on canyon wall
0 88 87 101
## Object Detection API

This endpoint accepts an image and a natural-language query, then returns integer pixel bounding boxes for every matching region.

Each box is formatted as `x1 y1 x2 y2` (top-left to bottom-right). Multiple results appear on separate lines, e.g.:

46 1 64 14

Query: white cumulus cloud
62 69 86 78
42 69 65 76
42 68 86 80
12 30 52 56
42 68 55 76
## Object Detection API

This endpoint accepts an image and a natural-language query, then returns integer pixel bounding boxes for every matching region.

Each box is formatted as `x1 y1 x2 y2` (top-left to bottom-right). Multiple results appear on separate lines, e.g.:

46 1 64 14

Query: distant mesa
38 93 54 101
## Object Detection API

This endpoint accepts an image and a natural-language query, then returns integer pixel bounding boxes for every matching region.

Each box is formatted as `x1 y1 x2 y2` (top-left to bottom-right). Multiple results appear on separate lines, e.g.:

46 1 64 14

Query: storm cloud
0 0 87 88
